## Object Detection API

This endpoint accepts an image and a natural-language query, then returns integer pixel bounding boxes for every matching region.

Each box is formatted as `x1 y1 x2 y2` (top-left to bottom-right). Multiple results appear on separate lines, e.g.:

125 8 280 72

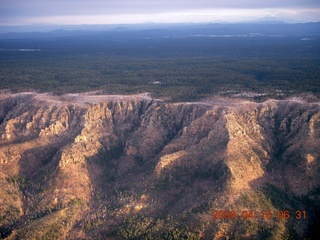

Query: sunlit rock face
0 92 319 239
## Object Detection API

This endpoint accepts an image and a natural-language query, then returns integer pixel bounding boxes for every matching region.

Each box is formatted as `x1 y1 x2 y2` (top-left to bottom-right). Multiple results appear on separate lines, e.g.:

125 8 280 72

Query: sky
1 0 320 26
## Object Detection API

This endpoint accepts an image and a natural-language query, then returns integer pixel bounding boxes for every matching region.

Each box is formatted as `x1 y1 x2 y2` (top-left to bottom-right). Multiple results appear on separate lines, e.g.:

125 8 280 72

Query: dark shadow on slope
82 101 231 238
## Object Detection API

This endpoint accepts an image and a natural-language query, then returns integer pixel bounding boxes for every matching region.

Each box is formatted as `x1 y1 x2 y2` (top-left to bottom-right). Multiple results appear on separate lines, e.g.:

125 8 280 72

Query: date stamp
213 210 306 220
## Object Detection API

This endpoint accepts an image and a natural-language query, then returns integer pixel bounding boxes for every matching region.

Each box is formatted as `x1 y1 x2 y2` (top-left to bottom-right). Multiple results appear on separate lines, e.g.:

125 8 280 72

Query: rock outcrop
0 93 319 239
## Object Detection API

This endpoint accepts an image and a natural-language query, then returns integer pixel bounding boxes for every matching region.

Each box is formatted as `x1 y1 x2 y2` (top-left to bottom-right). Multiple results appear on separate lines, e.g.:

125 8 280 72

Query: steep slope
0 93 319 239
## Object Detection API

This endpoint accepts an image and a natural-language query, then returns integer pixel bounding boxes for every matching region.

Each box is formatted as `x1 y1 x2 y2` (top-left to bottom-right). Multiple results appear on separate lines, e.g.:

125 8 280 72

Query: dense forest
0 23 319 102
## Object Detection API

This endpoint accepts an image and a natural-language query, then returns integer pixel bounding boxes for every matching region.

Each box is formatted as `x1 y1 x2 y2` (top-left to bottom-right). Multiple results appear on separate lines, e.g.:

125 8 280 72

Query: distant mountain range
249 16 290 24
0 18 319 34
0 22 319 40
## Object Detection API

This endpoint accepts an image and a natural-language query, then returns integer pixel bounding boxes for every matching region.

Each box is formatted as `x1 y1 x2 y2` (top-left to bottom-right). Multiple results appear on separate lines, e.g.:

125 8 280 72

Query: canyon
0 92 319 239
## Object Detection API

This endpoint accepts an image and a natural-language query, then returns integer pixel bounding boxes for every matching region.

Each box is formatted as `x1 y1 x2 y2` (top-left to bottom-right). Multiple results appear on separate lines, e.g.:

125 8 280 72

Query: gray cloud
2 0 320 15
1 0 320 25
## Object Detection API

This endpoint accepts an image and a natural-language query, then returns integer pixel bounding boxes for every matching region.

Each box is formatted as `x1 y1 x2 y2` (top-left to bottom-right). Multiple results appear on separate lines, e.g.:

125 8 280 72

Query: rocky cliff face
0 93 319 239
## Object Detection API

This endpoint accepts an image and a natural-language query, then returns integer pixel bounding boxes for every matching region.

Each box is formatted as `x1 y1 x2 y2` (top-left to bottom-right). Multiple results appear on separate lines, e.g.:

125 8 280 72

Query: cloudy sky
1 0 320 26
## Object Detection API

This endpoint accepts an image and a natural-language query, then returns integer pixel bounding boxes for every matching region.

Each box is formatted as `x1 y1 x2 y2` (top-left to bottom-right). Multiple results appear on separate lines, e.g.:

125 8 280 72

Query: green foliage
164 228 200 240
69 197 83 207
115 215 200 240
13 208 75 240
6 174 48 195
116 216 155 239
261 184 301 210
0 52 319 102
6 175 28 190
82 218 102 232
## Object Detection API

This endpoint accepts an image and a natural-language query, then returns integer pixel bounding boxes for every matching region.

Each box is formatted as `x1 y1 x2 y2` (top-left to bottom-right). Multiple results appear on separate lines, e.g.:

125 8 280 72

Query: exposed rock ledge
0 92 319 239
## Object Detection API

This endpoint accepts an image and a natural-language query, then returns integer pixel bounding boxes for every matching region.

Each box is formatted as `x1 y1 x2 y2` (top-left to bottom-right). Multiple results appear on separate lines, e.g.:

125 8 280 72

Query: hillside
0 92 319 239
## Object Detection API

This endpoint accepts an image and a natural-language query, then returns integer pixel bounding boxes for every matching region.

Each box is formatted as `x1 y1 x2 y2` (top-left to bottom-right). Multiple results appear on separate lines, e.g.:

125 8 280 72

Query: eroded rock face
0 93 319 239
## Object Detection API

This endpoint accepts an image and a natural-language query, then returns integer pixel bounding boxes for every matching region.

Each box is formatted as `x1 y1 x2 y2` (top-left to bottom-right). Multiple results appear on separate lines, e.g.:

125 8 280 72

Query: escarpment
0 93 319 239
